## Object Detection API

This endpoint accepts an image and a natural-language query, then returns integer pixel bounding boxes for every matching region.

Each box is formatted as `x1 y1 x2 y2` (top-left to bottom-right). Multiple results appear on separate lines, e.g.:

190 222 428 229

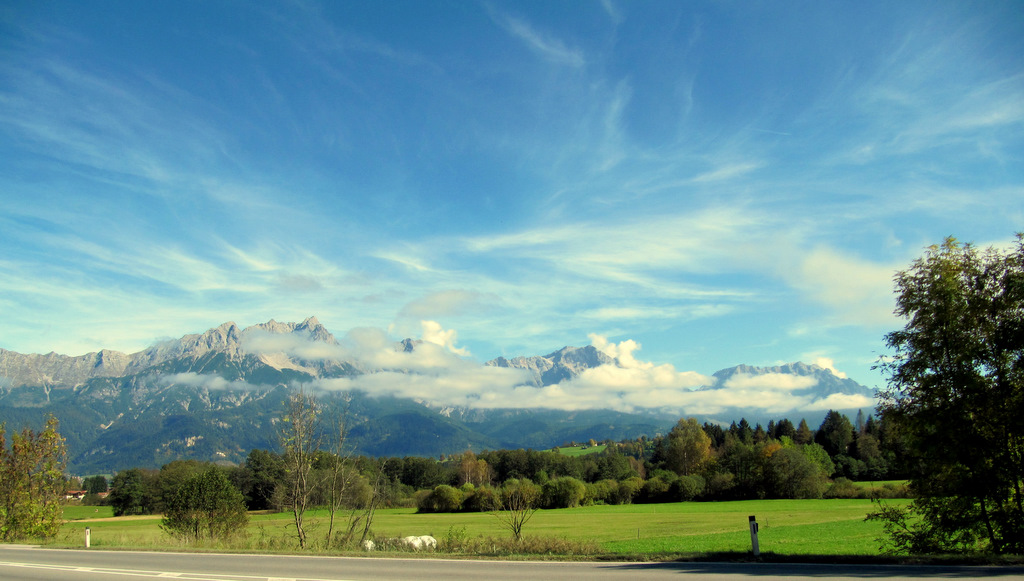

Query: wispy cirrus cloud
493 12 585 68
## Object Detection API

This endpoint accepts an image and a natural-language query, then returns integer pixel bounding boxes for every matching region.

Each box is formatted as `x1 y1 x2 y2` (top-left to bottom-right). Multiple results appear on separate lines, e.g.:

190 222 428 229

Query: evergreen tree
753 424 768 444
734 418 754 445
815 410 855 457
775 418 797 441
794 419 814 445
702 422 726 448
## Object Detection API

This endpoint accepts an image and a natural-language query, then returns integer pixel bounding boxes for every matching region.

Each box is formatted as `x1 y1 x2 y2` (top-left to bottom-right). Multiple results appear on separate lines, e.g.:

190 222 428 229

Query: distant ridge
0 318 877 473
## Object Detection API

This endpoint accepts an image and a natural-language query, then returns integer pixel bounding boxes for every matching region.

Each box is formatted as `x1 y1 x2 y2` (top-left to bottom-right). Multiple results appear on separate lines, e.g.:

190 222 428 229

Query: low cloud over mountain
231 319 875 416
0 317 876 472
1 317 874 416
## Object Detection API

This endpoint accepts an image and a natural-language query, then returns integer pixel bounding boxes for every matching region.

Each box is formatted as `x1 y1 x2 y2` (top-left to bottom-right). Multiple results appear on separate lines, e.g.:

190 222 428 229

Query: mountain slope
0 318 877 473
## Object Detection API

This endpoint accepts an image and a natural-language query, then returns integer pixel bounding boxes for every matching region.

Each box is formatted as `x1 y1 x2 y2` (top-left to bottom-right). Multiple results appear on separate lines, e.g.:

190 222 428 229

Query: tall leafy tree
876 236 1024 554
83 475 108 494
108 468 159 516
240 449 285 511
664 418 711 476
0 414 67 540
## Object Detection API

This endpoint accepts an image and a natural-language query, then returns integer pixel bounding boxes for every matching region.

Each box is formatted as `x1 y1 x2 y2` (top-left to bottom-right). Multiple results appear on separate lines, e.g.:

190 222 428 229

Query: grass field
549 445 607 457
56 498 903 558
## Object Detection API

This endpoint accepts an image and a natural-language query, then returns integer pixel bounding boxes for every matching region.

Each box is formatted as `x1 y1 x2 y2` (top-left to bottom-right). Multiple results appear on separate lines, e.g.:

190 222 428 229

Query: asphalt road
2 545 1023 581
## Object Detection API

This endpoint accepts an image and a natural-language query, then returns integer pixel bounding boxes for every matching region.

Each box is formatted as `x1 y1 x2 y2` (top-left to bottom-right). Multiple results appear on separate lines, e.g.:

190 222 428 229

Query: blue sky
2 1 1022 392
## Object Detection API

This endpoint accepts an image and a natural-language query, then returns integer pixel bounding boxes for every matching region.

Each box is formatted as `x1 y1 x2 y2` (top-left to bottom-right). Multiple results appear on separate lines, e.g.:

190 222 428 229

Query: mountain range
0 317 876 474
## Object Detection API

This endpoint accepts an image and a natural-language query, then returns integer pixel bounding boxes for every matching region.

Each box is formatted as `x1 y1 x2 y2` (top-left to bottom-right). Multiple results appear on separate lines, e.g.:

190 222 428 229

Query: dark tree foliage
772 418 797 441
753 424 768 444
240 449 285 510
730 419 754 445
158 459 205 511
83 475 108 494
702 422 726 447
875 236 1024 554
815 410 855 458
794 419 814 445
108 468 159 516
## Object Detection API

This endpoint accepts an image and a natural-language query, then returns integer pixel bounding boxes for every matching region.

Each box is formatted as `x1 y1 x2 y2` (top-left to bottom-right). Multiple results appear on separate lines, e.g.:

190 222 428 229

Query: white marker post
748 515 759 556
85 526 91 548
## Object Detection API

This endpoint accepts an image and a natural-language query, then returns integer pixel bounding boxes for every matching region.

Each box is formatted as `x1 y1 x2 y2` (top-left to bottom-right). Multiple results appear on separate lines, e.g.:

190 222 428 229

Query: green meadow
549 445 607 457
58 498 903 558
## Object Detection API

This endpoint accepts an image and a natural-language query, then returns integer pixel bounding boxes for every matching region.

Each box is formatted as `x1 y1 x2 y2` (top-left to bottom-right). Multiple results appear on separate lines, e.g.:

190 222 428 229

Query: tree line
90 408 905 525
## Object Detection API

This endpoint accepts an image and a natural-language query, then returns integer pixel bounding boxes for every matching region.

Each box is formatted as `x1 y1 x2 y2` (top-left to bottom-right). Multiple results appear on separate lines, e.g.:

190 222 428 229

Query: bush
672 474 705 501
824 477 862 499
584 479 618 505
411 488 432 510
462 485 500 512
769 447 828 499
541 477 586 509
639 475 672 503
417 484 464 513
161 468 248 542
879 482 911 499
615 477 643 504
704 472 737 500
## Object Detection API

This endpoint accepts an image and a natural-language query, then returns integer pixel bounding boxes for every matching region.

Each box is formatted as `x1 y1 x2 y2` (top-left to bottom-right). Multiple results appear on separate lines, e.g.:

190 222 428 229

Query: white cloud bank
229 322 876 416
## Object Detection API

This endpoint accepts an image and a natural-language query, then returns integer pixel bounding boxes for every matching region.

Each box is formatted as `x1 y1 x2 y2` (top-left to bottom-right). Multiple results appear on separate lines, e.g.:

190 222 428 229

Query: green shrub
672 474 705 501
463 485 500 512
417 484 464 513
541 476 587 509
616 477 643 504
824 477 862 499
704 472 737 500
160 468 248 542
584 479 618 505
639 476 672 503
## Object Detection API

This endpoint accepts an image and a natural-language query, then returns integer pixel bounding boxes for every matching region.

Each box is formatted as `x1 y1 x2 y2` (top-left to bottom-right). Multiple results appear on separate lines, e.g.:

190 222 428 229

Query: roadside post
85 527 91 548
748 516 759 556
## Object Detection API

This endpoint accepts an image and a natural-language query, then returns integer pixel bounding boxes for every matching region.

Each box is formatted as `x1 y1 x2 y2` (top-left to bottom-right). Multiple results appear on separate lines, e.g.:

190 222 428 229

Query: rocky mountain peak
709 361 874 397
249 316 337 344
486 345 614 387
293 316 336 344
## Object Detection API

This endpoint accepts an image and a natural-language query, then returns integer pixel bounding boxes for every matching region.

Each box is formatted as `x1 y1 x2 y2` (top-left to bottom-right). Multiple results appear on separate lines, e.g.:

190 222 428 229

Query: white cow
400 535 437 550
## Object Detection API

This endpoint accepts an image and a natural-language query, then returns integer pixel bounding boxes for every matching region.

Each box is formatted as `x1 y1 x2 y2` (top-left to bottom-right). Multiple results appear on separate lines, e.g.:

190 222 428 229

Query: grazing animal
400 535 437 550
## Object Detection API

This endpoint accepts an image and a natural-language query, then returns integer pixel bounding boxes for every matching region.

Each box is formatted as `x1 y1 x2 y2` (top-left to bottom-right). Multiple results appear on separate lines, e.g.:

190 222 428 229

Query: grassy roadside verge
53 499 904 558
47 499 1024 566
